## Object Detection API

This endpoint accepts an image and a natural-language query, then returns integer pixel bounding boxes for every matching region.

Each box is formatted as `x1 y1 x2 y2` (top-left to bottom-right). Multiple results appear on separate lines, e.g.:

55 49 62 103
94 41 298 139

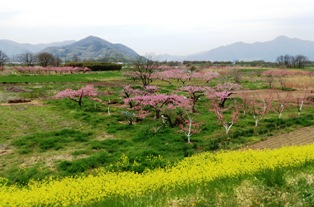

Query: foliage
37 52 59 67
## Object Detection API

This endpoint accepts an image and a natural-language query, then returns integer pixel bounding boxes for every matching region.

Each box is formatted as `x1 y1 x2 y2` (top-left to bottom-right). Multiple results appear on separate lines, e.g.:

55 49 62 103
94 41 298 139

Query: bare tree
277 54 308 68
37 52 55 67
294 55 308 68
284 54 294 68
54 56 63 66
72 54 80 62
230 68 242 83
276 55 285 66
0 50 9 66
123 54 159 87
19 52 36 66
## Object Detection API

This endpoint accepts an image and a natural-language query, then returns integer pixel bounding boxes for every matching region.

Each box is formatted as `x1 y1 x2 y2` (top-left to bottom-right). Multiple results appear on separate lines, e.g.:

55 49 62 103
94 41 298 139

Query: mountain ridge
160 36 314 62
42 35 140 62
1 35 314 62
0 39 75 57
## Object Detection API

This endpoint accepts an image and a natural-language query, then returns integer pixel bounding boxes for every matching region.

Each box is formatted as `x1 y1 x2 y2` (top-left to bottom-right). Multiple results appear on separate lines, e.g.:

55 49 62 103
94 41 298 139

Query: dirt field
233 89 312 99
245 126 314 149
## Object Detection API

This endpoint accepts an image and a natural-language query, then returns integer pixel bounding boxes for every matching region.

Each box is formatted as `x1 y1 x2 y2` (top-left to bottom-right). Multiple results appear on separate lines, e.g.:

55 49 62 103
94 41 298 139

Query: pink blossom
55 85 98 106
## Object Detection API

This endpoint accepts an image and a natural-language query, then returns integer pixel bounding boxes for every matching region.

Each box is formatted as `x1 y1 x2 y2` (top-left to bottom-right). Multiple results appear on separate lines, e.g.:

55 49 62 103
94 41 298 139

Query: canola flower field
1 144 314 206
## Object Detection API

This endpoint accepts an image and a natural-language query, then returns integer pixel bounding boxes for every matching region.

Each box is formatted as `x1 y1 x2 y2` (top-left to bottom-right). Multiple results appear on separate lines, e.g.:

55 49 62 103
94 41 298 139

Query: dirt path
0 100 42 106
244 126 314 149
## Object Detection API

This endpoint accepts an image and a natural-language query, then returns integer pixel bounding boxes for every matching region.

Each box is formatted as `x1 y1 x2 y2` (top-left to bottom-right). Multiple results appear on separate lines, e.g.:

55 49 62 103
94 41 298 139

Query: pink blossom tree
122 85 144 98
154 69 192 85
272 92 292 118
181 86 211 113
262 70 291 89
262 72 275 89
121 85 158 108
211 100 241 135
144 85 159 94
248 93 273 127
207 83 241 108
13 66 90 74
152 70 174 85
125 94 189 127
240 92 250 115
121 85 145 108
179 112 200 143
55 85 98 107
192 71 219 83
293 91 310 116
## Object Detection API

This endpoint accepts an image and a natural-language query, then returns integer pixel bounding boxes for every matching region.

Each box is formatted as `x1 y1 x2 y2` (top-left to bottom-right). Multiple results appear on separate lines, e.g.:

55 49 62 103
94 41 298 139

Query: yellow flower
1 144 314 206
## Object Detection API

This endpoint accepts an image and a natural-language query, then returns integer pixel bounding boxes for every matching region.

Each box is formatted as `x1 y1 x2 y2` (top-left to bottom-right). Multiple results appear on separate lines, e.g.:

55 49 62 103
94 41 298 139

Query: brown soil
0 100 42 106
244 126 314 149
233 89 312 100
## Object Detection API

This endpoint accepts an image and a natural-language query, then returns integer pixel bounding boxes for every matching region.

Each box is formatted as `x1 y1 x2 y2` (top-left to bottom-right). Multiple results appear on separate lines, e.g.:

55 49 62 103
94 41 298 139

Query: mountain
183 36 314 62
0 39 75 57
42 36 140 62
2 35 313 62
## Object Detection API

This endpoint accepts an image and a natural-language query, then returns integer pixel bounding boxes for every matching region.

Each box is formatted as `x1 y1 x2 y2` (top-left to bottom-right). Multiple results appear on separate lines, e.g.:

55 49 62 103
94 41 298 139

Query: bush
258 167 286 187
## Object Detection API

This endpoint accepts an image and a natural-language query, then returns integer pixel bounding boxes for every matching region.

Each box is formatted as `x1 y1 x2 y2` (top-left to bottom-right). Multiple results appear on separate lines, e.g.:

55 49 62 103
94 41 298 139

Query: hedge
64 62 122 71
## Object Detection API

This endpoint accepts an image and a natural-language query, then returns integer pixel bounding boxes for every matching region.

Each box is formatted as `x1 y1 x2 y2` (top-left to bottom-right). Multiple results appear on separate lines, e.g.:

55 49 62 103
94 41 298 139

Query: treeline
276 54 309 68
181 60 278 68
161 54 312 68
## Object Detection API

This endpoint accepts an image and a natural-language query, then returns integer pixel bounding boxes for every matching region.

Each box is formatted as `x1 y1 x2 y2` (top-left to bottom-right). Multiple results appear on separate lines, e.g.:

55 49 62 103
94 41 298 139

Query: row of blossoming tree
55 81 311 144
54 56 312 143
12 66 91 74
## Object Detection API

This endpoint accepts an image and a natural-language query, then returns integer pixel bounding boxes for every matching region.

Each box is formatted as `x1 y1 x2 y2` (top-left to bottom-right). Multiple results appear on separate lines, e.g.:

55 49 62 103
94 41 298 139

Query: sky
1 0 314 56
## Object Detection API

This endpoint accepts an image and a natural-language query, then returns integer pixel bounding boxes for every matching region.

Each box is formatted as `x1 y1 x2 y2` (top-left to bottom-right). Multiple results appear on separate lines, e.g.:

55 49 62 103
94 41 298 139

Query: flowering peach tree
211 100 241 135
55 85 98 107
125 94 189 127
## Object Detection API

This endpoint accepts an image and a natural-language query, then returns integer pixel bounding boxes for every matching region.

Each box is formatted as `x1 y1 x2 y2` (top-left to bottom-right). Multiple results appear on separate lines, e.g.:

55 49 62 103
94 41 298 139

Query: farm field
247 125 314 149
0 64 314 206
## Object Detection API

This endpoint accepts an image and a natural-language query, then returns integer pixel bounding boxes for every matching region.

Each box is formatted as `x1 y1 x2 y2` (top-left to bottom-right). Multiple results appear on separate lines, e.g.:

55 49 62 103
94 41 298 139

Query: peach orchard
54 64 313 141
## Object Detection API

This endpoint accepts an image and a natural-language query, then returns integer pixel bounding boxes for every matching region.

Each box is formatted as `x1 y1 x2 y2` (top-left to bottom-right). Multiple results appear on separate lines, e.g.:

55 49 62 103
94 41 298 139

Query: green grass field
0 66 314 206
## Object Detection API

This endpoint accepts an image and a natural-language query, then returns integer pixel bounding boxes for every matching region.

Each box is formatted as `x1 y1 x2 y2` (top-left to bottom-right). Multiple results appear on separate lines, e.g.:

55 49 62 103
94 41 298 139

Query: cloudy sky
1 0 314 55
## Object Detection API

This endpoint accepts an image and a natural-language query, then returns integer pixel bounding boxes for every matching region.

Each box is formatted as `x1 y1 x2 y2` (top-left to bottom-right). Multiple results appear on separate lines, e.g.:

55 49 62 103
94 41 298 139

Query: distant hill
0 39 75 57
0 36 140 62
42 36 140 62
2 35 314 62
183 36 314 62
